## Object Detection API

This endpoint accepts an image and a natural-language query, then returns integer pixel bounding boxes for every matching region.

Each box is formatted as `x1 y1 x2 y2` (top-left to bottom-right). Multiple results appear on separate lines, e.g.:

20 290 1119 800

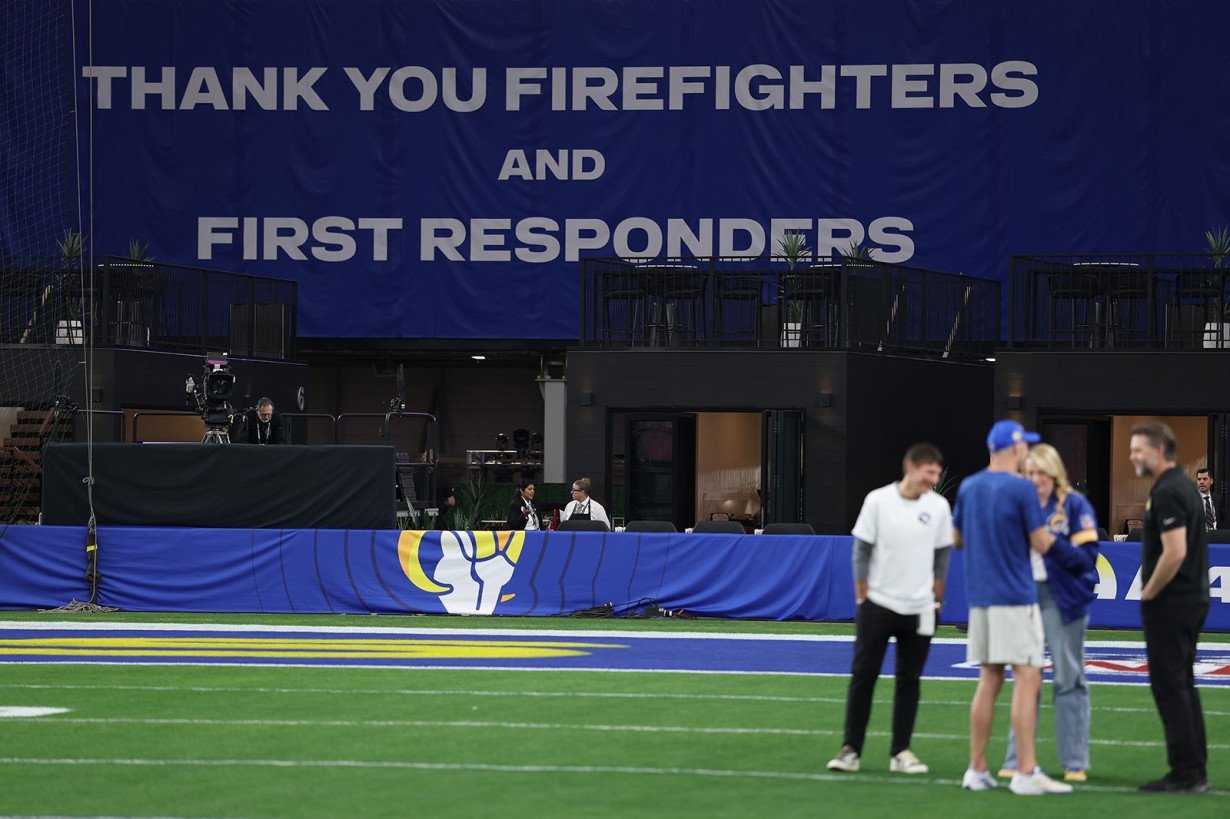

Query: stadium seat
557 518 609 532
1096 527 1110 541
762 522 816 535
691 520 744 534
1126 528 1142 541
624 520 677 533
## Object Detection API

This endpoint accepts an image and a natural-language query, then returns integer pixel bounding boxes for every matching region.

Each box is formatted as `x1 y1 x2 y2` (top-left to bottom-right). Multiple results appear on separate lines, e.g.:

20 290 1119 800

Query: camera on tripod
186 353 237 443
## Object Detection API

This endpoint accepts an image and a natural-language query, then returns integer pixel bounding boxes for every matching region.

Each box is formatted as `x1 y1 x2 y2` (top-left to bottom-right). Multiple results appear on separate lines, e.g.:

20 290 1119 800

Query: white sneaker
889 749 929 774
826 746 860 772
1009 767 1074 795
962 768 998 790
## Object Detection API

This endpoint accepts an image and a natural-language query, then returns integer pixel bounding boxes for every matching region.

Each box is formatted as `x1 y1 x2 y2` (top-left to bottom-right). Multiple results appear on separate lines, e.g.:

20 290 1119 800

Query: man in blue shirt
953 420 1070 796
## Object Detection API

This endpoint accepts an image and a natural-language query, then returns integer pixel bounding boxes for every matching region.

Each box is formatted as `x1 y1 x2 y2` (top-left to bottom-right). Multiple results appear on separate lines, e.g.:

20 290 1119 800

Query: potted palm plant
54 230 85 344
777 231 809 347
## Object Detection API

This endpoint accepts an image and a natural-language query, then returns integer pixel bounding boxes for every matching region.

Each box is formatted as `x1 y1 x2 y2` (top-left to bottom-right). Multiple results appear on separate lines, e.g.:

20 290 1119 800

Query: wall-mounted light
1005 395 1024 410
985 356 997 363
471 355 486 361
579 391 594 406
817 393 833 408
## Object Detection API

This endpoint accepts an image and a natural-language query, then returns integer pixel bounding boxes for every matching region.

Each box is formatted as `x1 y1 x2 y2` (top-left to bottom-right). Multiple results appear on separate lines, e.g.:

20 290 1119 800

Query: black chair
1095 527 1110 542
714 273 763 345
1126 528 1143 542
762 522 815 535
624 519 677 533
691 520 744 534
1046 271 1104 346
600 267 648 345
557 519 609 532
1206 529 1230 543
781 263 840 348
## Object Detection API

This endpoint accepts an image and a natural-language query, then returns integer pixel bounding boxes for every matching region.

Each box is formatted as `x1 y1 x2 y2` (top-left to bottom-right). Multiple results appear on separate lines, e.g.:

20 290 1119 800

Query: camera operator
236 397 285 445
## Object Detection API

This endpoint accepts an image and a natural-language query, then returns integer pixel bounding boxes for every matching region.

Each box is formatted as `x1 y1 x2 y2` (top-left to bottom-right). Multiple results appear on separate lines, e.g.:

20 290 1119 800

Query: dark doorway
762 409 804 524
1039 415 1112 533
625 415 697 530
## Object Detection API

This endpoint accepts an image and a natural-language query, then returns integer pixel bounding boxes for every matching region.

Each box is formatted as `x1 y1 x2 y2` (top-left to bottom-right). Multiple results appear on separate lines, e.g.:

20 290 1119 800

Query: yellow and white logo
398 530 525 615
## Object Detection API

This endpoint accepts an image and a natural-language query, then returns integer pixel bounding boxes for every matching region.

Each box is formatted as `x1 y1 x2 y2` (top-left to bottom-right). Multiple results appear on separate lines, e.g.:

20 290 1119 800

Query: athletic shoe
962 768 998 791
1010 767 1074 795
826 746 860 773
889 750 929 774
997 768 1016 779
1139 775 1210 794
1064 768 1088 783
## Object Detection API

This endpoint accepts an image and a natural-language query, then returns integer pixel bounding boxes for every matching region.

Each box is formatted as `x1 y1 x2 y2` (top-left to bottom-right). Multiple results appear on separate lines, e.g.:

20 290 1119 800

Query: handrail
281 412 339 444
72 409 127 443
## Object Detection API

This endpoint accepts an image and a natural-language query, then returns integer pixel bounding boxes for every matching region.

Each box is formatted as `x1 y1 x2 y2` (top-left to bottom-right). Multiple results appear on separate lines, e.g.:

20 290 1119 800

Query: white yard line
8 715 1226 751
0 756 1221 796
1 682 1227 714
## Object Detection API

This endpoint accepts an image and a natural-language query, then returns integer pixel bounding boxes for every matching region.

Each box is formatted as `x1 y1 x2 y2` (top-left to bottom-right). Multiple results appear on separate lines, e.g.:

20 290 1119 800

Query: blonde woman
1000 443 1101 783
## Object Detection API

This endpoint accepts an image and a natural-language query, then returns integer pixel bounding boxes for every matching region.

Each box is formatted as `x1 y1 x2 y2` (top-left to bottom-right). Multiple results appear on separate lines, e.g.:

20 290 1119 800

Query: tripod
202 425 231 444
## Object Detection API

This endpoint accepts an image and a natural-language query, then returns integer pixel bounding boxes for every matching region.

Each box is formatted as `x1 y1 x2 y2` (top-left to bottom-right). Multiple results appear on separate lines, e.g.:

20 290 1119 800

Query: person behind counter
237 397 285 445
559 477 611 530
504 481 541 530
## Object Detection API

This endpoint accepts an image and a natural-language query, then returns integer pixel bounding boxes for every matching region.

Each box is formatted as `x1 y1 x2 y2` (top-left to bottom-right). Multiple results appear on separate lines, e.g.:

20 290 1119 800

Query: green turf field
0 614 1226 817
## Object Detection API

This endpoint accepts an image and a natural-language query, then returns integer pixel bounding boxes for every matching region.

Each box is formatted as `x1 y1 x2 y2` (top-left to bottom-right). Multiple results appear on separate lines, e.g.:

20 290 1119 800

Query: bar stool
1046 270 1104 346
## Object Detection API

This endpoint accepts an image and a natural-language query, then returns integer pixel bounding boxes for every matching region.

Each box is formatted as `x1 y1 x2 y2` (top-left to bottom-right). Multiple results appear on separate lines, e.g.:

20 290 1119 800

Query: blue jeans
1003 581 1091 771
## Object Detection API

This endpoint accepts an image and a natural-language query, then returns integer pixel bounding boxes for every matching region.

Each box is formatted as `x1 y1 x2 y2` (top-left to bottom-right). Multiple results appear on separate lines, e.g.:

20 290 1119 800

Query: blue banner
5 0 1221 339
1 527 1228 630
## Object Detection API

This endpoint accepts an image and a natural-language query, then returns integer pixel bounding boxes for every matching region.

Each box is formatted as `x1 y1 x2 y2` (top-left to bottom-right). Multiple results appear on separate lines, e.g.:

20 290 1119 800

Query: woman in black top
504 481 540 530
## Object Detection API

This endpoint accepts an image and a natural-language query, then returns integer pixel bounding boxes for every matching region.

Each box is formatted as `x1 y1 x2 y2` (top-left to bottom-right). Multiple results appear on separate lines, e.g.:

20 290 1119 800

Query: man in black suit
1194 468 1222 532
238 397 285 445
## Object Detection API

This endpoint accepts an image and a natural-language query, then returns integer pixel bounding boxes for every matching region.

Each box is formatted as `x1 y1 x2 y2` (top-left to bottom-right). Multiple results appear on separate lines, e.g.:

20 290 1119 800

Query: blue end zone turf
1 623 1228 685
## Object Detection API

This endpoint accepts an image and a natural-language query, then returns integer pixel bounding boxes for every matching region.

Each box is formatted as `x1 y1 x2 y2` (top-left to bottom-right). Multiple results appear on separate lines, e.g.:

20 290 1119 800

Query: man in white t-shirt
827 442 953 776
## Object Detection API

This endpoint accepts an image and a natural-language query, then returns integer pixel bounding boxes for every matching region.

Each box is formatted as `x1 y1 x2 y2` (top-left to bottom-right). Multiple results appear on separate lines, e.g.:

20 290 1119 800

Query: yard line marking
10 715 1224 751
0 683 1226 715
0 706 69 718
0 756 1222 796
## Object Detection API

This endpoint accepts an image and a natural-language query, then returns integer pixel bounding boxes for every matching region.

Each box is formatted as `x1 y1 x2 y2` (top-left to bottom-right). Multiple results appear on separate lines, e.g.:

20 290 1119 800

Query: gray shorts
966 604 1045 667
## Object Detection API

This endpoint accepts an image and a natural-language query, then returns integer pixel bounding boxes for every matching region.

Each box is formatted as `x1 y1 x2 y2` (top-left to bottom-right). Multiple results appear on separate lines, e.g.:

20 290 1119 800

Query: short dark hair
1197 467 1213 479
904 442 943 467
1130 421 1178 461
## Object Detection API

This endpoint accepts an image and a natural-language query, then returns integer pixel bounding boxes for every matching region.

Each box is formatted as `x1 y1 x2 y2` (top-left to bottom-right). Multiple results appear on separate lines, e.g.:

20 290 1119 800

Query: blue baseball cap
987 419 1040 452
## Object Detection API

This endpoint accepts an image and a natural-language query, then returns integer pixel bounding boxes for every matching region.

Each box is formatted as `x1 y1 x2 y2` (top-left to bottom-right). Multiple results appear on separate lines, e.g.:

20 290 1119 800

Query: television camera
186 354 237 443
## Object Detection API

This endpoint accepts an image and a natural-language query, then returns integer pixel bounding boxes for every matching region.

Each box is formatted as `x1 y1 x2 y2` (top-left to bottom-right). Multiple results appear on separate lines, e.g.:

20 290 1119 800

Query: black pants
1141 597 1209 782
842 599 933 756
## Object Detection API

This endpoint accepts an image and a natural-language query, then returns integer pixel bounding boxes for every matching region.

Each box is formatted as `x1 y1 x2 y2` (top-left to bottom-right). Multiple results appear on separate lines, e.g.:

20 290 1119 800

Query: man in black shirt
238 397 285 445
1128 422 1210 794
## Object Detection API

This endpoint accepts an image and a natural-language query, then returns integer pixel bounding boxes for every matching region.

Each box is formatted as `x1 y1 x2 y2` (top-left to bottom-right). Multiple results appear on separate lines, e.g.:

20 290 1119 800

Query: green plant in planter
1205 226 1230 268
126 238 154 263
451 479 494 530
56 229 86 322
777 231 810 322
842 240 876 261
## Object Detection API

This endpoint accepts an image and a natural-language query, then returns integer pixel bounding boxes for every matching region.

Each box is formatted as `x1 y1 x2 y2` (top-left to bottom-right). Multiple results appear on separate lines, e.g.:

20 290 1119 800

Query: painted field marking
0 756 1223 797
7 715 1227 752
0 706 69 718
0 622 1228 685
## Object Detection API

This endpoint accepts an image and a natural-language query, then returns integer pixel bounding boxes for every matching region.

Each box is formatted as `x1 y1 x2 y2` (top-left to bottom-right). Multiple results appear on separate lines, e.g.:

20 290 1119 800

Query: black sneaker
1139 775 1210 794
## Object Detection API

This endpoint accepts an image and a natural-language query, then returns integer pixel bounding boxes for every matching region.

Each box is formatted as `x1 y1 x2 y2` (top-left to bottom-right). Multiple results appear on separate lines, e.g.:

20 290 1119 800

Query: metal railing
1008 253 1230 349
579 256 1000 359
0 256 297 358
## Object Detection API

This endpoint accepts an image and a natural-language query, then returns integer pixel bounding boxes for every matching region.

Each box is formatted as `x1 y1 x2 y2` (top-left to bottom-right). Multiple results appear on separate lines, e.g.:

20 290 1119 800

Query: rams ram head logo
397 530 525 615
